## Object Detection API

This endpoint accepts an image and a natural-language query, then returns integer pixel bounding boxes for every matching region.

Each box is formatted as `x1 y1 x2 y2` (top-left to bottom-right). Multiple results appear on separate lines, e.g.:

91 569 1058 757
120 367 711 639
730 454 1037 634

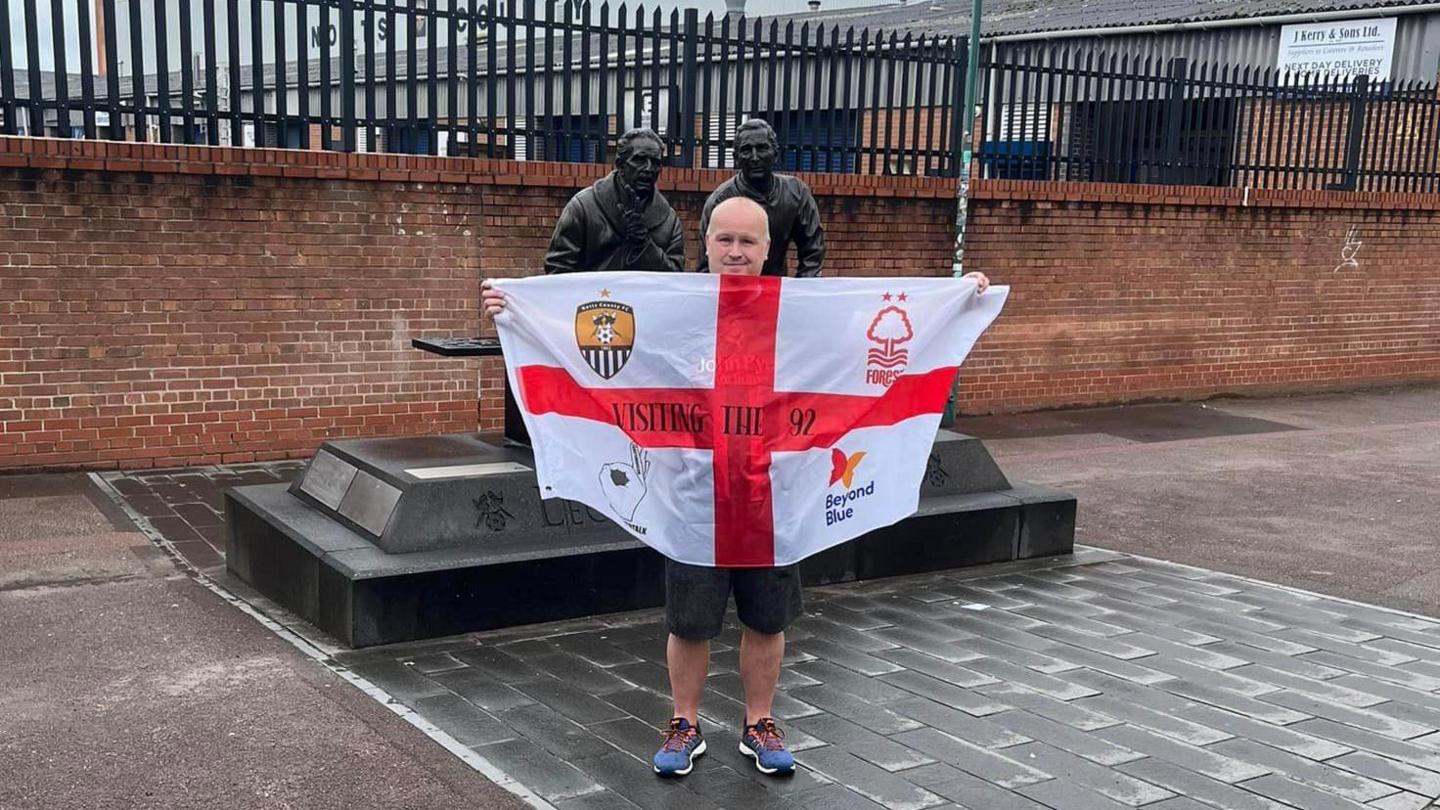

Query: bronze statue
697 119 825 277
544 128 686 274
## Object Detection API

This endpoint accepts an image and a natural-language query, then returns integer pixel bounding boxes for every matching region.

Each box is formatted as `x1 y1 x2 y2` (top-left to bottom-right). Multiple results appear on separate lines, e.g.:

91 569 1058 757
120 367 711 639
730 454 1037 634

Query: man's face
734 129 777 183
617 138 662 194
705 201 770 276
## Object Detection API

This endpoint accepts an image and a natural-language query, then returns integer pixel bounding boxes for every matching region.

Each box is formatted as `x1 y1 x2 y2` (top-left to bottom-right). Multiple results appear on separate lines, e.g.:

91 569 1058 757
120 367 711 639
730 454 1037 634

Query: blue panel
778 110 858 174
544 115 607 163
983 141 1052 180
384 123 432 154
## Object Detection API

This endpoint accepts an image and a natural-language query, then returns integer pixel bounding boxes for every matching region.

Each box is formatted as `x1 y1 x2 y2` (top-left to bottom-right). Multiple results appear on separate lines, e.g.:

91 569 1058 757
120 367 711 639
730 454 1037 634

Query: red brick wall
3 136 1439 471
959 180 1440 411
0 140 486 470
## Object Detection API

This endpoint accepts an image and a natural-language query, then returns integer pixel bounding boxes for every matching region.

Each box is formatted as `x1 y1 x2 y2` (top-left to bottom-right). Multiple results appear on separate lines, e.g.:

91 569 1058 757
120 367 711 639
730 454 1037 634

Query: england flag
493 272 1008 568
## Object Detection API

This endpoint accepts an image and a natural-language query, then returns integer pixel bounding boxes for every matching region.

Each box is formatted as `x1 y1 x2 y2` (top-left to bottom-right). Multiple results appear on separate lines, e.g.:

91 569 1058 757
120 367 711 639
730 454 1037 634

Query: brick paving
97 461 306 573
311 550 1440 810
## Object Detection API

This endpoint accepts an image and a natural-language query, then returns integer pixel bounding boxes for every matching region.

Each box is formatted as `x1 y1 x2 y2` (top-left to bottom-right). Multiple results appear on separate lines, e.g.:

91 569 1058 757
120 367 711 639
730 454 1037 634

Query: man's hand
962 271 990 295
482 278 507 316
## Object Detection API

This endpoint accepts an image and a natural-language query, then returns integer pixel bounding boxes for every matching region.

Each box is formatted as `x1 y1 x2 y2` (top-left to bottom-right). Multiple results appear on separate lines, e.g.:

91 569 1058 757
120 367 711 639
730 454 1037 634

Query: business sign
93 0 510 73
1276 17 1396 82
304 0 505 59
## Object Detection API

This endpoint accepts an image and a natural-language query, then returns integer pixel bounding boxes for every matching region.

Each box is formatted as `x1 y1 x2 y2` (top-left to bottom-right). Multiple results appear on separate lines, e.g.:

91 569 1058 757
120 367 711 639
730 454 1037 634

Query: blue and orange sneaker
653 717 706 777
740 717 795 775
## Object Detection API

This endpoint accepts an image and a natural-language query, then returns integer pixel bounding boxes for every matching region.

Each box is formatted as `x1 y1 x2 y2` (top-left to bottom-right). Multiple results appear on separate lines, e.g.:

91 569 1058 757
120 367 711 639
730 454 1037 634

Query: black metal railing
0 0 967 176
6 2 1440 190
975 47 1440 193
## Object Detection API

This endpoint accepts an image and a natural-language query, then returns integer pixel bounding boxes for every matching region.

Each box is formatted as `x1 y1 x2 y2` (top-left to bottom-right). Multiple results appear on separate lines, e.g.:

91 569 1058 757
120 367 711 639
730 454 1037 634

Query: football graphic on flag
575 298 635 379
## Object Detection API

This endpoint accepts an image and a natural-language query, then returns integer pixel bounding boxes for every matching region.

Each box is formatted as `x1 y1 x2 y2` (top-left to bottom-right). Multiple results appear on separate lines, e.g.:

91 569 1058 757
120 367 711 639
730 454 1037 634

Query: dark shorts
665 559 804 640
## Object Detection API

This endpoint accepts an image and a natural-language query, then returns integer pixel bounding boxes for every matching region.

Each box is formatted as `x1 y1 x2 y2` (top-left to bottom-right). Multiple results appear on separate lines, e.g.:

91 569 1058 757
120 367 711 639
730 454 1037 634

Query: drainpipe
942 0 982 427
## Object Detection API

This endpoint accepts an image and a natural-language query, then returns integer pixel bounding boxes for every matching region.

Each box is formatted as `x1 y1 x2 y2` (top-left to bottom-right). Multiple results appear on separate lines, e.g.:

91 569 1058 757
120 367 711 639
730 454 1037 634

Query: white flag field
492 272 1008 568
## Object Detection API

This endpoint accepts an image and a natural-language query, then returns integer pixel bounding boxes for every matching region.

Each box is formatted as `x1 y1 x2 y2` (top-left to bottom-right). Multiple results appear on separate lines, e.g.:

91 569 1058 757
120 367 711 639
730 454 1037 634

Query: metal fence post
947 38 967 178
23 0 42 135
679 8 700 167
1331 74 1369 191
49 0 70 137
1 0 19 135
341 0 357 152
1163 57 1187 185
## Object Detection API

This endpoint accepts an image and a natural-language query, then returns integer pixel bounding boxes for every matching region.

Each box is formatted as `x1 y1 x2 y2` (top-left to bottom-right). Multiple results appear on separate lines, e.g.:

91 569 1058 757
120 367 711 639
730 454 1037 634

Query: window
985 102 1052 180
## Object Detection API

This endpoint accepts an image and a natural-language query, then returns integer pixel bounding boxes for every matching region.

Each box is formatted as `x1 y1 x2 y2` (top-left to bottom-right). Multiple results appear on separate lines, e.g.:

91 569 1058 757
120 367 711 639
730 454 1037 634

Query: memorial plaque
299 450 358 510
337 470 403 537
405 462 533 480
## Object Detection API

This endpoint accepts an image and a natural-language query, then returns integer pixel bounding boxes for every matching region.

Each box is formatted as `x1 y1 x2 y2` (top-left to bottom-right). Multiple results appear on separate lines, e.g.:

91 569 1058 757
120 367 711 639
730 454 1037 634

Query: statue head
615 128 664 196
733 119 779 185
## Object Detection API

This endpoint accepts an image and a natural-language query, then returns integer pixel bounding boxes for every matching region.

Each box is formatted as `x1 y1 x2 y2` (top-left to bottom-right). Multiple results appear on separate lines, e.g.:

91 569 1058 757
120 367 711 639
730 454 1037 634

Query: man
484 198 800 778
648 197 800 778
544 127 686 274
482 198 989 779
697 119 825 277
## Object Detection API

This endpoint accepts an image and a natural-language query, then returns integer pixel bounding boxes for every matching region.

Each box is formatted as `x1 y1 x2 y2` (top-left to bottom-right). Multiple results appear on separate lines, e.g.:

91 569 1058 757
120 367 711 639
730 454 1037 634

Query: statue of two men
543 119 825 277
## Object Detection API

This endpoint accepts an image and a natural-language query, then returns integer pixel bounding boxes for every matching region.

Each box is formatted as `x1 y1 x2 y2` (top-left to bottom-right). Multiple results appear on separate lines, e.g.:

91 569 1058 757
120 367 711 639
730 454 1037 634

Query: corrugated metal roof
780 0 1439 38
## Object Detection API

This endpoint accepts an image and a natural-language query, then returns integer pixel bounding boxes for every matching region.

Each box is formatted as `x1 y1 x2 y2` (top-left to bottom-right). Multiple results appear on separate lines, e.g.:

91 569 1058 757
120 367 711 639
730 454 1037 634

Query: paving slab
318 550 1440 810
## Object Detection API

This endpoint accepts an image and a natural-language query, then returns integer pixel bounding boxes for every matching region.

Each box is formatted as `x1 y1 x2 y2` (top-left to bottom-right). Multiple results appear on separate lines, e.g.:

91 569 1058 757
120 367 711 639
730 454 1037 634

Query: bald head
705 197 771 276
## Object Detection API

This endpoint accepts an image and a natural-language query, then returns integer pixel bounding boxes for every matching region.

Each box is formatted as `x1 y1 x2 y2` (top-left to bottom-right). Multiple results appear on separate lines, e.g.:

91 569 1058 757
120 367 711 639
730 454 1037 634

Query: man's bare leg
667 633 710 723
740 628 784 725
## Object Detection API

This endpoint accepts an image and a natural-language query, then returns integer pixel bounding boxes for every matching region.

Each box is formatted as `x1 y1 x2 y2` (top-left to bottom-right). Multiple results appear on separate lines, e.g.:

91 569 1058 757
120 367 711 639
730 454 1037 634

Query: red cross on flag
493 272 1008 568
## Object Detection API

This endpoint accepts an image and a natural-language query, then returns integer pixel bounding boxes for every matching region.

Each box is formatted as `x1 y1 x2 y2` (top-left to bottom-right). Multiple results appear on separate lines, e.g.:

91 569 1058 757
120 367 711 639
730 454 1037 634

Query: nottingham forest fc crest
575 294 635 379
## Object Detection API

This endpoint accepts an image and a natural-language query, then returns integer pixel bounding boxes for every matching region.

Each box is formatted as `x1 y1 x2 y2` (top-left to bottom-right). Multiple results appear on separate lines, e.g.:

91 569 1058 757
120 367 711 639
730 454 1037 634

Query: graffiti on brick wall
1334 226 1363 273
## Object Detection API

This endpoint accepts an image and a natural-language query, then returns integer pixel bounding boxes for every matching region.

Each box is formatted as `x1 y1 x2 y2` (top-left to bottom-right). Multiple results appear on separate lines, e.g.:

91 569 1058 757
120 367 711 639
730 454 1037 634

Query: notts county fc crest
575 294 635 379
